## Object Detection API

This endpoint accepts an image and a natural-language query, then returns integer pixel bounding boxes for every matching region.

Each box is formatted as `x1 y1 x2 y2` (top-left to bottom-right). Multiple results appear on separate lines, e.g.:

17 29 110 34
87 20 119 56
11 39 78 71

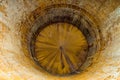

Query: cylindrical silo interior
0 0 120 80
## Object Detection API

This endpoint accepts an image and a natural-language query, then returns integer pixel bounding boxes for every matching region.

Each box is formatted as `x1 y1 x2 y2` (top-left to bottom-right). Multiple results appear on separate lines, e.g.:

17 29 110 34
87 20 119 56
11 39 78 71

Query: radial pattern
35 23 88 75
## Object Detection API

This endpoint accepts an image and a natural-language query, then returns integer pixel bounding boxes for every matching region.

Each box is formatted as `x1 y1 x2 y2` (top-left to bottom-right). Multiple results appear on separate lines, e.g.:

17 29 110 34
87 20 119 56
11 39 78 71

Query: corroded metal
0 0 120 80
34 23 88 75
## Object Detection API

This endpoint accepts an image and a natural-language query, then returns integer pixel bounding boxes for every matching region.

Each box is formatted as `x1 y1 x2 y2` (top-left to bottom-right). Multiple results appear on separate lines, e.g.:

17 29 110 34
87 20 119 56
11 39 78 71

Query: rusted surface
33 23 88 75
0 0 120 80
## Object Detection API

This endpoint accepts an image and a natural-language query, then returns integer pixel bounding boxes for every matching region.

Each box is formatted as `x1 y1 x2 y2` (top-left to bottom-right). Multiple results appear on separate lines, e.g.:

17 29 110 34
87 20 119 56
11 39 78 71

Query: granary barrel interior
0 0 120 80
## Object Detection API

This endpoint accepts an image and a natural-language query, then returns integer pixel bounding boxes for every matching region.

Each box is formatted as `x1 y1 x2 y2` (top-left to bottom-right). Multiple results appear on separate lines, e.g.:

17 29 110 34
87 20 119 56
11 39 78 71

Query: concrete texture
0 0 120 80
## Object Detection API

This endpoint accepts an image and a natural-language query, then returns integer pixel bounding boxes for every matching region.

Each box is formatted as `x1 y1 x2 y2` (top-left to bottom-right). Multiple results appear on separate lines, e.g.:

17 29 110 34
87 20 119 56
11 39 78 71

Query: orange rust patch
0 5 7 16
0 22 9 42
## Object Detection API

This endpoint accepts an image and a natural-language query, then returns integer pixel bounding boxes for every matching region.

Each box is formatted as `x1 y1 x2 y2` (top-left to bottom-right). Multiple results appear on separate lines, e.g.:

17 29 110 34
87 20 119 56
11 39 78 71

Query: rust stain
23 0 30 8
0 5 7 16
0 22 8 40
0 22 9 55
0 0 120 80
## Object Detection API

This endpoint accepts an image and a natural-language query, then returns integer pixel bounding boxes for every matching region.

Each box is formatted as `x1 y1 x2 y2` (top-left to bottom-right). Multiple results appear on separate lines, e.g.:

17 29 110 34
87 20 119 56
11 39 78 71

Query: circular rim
28 4 101 76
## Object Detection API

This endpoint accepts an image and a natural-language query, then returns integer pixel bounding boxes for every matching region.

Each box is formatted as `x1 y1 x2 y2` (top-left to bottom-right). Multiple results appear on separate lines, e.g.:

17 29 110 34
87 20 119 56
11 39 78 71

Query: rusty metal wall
0 0 120 80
